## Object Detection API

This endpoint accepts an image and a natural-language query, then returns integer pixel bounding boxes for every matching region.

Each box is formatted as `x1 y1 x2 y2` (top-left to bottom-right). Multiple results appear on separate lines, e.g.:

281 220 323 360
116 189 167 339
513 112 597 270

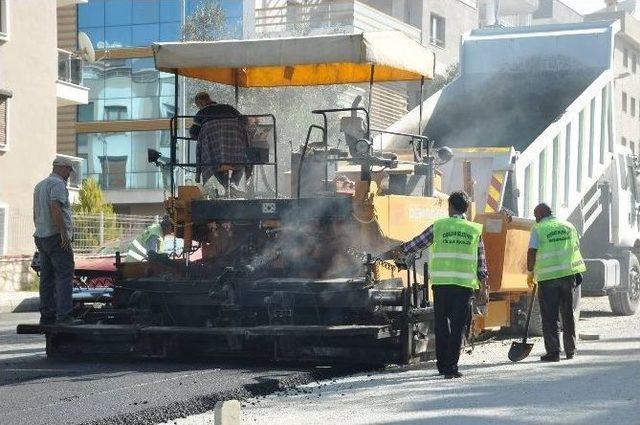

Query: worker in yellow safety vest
383 191 489 379
125 215 174 262
527 203 586 362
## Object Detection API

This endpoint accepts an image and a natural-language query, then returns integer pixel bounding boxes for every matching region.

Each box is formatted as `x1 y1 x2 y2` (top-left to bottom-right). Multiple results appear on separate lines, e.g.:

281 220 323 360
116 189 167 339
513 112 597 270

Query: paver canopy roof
153 31 434 87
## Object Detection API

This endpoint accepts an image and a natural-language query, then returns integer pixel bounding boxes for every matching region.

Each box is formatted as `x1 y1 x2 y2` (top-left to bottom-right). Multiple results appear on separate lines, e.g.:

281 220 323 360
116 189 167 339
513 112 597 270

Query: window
0 0 8 42
624 48 629 68
430 14 445 48
0 203 6 256
632 97 636 117
622 136 627 146
77 130 171 189
78 0 243 49
0 93 8 150
623 92 628 112
78 58 175 122
634 55 638 73
104 105 128 120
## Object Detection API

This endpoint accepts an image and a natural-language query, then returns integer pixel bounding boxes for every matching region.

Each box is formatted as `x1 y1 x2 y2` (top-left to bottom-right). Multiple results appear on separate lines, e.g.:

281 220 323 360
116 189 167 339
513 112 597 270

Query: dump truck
385 20 640 330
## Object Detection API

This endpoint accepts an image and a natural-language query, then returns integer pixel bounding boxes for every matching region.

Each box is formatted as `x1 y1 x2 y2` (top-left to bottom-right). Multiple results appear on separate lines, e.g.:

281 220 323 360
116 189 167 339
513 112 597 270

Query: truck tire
527 284 581 337
608 254 640 316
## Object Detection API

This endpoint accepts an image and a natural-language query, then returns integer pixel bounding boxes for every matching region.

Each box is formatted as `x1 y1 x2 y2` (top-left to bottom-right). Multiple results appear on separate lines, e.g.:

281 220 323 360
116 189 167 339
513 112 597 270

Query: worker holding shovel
526 203 586 362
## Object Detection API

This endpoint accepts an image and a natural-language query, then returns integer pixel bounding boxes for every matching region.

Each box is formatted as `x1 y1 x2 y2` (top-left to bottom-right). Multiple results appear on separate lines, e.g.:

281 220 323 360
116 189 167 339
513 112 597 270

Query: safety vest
533 218 586 282
125 223 164 262
429 217 483 290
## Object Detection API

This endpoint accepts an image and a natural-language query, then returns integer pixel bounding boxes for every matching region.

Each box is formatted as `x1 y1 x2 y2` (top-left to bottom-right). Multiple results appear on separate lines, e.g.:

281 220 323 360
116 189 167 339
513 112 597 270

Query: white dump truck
386 20 640 317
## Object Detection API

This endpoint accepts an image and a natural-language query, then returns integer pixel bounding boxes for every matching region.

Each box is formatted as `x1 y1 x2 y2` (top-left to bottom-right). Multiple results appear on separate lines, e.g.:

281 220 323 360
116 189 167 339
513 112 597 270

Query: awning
152 31 435 87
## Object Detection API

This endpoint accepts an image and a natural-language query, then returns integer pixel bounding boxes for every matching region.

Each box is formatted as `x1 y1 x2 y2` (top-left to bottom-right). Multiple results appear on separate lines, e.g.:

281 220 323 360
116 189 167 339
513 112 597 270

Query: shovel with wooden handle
508 283 538 362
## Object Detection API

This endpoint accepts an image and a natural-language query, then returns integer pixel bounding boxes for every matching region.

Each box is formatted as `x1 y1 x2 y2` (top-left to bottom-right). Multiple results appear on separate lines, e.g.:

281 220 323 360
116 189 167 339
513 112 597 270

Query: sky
562 0 607 14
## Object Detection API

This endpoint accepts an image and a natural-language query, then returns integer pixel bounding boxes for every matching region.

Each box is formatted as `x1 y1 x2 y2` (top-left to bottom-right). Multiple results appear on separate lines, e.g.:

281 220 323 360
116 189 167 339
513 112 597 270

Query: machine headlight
354 139 371 156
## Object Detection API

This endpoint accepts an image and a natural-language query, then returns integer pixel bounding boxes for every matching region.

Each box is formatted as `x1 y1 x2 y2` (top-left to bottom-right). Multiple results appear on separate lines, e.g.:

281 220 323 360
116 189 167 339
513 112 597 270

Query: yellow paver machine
19 31 534 364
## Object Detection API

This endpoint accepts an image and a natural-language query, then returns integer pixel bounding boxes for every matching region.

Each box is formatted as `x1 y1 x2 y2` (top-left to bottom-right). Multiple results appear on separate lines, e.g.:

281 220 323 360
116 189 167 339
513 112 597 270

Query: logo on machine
262 202 276 214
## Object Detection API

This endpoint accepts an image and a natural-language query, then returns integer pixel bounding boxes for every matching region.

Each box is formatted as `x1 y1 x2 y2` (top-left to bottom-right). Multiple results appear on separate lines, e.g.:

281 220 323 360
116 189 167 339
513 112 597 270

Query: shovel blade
508 341 534 362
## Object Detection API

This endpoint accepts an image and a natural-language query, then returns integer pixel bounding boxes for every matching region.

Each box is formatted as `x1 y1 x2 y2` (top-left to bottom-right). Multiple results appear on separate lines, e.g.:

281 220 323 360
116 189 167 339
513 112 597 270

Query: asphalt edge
84 366 363 425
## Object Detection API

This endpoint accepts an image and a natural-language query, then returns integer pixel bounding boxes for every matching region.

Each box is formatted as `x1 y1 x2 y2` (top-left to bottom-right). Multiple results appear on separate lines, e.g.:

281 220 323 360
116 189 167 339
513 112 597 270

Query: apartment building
0 0 88 256
478 0 582 27
58 0 478 213
586 3 640 154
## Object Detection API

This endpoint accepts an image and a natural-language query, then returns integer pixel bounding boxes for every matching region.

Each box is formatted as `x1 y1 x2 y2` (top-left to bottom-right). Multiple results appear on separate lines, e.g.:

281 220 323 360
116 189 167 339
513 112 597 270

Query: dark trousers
433 285 473 374
34 235 74 320
538 275 576 355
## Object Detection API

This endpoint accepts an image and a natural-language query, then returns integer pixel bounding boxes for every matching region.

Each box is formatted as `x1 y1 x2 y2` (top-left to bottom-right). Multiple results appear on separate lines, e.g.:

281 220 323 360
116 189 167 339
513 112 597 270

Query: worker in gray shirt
33 157 80 325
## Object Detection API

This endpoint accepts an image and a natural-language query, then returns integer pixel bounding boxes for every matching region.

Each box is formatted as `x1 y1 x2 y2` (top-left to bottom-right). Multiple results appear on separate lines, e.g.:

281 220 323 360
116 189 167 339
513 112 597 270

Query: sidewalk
0 292 39 313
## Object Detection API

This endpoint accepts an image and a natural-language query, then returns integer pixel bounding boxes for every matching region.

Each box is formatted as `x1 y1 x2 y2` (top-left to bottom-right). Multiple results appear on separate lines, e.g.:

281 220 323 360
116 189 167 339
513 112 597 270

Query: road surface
0 312 344 425
172 297 640 425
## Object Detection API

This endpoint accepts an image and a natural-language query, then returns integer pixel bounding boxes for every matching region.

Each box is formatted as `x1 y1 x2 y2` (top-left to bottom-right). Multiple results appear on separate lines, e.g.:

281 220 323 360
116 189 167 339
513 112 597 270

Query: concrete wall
533 0 583 25
423 0 479 73
0 0 58 255
0 255 37 292
612 34 640 153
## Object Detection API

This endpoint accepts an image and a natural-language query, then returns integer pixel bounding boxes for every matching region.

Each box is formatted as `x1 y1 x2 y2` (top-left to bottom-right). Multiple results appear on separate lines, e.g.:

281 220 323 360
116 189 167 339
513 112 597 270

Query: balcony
57 49 89 107
254 0 421 42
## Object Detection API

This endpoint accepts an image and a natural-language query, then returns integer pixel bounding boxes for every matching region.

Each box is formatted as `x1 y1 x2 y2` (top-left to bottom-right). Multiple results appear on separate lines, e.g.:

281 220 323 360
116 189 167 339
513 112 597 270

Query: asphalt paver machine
18 32 489 365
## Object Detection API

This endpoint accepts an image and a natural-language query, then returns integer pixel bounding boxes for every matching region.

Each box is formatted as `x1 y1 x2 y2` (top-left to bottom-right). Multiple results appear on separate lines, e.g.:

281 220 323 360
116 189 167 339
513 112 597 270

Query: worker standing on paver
125 215 173 262
383 191 489 378
33 157 79 325
527 203 586 362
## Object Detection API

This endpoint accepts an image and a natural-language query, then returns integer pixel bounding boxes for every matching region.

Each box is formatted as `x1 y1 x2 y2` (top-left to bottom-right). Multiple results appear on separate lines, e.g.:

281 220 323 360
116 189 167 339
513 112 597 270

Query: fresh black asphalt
0 312 357 425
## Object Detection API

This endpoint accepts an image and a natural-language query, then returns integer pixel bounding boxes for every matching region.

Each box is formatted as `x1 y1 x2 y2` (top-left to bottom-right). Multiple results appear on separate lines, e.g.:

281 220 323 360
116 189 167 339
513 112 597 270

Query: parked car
30 236 201 303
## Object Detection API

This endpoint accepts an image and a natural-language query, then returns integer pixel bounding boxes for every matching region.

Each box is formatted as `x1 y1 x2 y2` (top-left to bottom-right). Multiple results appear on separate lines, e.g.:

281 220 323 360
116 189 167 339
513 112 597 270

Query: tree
72 178 119 251
72 178 114 214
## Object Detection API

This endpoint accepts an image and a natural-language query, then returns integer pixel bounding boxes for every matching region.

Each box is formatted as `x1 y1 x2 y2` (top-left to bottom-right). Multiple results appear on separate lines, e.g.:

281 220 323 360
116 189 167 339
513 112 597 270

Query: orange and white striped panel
484 171 506 213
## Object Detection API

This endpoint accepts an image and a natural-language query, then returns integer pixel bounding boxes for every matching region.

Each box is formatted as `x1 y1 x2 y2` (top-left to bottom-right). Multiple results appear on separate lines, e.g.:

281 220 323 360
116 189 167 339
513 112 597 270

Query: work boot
56 316 83 326
444 371 463 379
540 352 560 362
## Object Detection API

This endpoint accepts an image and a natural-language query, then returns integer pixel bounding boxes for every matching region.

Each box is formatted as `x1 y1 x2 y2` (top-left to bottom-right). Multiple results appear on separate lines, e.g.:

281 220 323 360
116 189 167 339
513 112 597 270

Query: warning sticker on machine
262 202 276 214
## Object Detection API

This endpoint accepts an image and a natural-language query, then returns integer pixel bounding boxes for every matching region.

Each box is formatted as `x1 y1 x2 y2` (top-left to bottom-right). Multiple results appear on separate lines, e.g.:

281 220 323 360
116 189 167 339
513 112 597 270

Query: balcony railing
85 171 166 190
254 0 421 41
58 49 83 86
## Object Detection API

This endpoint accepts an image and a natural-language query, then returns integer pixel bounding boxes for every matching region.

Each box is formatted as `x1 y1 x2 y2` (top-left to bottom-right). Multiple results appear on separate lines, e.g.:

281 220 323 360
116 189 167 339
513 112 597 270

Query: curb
0 292 40 314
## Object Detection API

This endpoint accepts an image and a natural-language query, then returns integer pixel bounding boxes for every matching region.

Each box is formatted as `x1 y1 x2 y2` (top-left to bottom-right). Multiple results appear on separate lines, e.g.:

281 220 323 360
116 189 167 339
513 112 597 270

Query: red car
31 237 202 303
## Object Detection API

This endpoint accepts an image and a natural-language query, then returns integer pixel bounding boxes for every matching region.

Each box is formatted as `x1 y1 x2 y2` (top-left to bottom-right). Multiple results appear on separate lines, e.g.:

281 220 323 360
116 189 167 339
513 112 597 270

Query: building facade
586 6 640 155
60 0 479 213
59 0 251 214
479 0 582 27
0 0 88 256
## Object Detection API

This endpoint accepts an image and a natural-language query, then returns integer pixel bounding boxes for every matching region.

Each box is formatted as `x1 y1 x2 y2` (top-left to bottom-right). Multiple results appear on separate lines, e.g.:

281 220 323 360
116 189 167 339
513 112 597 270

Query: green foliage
72 178 114 214
72 178 120 252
